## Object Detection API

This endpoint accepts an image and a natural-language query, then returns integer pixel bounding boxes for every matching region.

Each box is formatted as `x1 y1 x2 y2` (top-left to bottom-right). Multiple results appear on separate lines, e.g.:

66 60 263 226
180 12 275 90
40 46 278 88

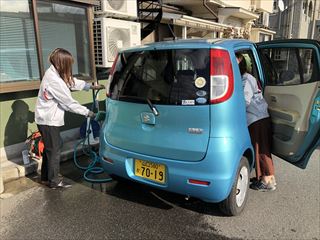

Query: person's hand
87 111 95 118
91 84 105 90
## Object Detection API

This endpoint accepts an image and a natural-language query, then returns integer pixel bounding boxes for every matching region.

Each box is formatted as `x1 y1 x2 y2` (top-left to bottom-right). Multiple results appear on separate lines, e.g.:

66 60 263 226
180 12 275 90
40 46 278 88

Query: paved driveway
1 149 319 240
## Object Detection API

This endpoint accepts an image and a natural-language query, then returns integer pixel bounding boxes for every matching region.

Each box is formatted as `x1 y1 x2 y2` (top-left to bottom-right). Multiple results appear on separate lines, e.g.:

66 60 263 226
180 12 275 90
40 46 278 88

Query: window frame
0 0 97 94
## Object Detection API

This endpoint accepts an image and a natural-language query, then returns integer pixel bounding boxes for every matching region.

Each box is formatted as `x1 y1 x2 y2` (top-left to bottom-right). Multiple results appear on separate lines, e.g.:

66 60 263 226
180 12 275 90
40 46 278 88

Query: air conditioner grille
131 25 138 35
93 20 103 66
108 0 126 11
107 27 130 62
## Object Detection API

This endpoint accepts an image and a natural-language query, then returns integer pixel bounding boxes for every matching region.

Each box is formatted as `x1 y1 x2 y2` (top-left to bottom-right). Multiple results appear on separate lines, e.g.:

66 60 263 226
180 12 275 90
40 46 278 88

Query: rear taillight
210 49 234 104
106 54 119 97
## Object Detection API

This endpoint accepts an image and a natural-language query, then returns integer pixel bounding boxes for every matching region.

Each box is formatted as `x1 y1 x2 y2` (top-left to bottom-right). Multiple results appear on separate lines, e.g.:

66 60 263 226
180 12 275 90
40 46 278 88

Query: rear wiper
118 95 160 116
146 98 159 116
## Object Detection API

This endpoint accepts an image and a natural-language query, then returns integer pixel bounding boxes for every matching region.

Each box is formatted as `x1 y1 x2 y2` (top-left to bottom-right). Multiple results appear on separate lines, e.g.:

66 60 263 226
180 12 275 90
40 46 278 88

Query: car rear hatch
105 48 211 161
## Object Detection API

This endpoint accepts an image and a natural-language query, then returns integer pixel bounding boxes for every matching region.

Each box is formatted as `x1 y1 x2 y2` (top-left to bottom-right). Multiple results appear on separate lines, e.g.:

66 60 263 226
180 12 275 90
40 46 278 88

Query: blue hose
73 89 112 183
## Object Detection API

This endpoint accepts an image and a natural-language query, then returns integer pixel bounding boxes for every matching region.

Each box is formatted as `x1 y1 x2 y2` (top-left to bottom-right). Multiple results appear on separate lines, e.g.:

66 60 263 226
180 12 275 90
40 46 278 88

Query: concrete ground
0 149 319 240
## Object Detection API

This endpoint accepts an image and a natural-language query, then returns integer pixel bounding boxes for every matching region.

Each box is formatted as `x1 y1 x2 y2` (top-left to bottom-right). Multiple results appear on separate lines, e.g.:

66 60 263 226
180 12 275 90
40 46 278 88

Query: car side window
235 49 262 84
259 48 319 86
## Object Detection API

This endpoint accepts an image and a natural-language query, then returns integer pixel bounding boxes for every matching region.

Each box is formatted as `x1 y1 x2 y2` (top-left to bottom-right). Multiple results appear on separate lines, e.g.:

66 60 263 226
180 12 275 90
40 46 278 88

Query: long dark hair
236 53 247 75
49 48 75 87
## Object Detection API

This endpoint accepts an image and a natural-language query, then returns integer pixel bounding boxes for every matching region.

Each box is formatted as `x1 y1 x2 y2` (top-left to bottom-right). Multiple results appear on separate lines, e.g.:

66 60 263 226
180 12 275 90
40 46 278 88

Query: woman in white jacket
35 48 104 189
236 53 276 191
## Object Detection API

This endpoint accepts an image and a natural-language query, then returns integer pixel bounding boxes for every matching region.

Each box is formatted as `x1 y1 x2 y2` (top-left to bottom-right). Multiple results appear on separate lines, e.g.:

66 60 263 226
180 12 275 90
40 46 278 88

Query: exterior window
273 0 277 11
259 48 319 86
308 2 313 18
0 0 40 82
37 1 92 79
303 0 308 14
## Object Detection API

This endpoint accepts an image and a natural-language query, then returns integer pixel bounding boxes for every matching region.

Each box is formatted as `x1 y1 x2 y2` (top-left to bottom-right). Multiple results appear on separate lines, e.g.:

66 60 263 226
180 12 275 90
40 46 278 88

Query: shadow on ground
53 157 225 217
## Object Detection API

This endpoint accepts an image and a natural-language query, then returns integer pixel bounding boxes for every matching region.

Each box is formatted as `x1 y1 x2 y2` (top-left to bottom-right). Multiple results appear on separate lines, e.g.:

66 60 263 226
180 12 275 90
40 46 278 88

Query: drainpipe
310 0 317 39
203 0 218 21
287 0 295 38
182 26 187 39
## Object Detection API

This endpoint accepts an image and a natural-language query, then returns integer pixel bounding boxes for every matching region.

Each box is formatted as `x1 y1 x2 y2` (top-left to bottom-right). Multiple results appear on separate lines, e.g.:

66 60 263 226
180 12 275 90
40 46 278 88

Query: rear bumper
99 137 247 203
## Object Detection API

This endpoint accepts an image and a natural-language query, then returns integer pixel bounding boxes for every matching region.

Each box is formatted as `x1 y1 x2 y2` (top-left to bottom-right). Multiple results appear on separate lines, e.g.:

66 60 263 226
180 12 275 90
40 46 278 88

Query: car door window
259 48 319 86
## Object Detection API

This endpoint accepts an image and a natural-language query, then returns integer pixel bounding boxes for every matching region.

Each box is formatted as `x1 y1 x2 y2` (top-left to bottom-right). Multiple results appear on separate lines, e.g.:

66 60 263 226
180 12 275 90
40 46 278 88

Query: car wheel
219 156 250 216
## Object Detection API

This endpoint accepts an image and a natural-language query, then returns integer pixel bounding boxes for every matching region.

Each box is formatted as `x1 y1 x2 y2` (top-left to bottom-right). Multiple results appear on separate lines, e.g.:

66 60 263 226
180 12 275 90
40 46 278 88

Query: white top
242 73 269 126
35 65 91 127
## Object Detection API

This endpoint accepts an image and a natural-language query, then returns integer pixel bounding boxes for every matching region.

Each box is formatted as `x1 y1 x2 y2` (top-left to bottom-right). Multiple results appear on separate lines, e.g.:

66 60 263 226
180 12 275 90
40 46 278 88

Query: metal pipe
87 6 97 82
182 25 187 39
287 0 295 38
203 0 218 21
31 0 44 79
310 0 317 39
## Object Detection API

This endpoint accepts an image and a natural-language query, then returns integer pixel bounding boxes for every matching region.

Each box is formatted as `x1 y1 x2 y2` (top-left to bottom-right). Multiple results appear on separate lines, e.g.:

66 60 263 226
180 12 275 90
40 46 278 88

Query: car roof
120 38 253 53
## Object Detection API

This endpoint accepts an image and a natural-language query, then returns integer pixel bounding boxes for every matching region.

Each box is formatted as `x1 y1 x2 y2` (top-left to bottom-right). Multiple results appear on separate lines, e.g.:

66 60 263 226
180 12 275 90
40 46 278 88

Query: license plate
134 159 166 184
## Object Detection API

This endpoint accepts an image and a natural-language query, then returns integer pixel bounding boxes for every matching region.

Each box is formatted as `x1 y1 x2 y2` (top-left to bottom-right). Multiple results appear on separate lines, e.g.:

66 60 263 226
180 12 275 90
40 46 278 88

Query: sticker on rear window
195 77 206 88
196 97 207 104
196 90 207 97
182 100 195 105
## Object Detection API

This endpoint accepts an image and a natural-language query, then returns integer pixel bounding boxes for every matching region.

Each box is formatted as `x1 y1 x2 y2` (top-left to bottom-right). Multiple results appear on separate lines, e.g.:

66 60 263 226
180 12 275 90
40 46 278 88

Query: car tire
219 156 250 216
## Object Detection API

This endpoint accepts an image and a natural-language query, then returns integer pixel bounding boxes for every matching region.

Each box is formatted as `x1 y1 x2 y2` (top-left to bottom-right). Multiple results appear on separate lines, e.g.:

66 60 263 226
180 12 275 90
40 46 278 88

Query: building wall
270 0 319 39
220 0 251 9
255 0 273 13
0 91 93 146
0 88 107 160
0 0 98 161
164 0 274 40
293 1 305 38
224 16 244 27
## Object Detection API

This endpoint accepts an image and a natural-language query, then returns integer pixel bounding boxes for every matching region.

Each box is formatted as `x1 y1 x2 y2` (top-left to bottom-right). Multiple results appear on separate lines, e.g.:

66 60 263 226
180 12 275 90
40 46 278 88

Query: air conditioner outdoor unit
94 0 137 19
256 12 269 27
94 18 141 68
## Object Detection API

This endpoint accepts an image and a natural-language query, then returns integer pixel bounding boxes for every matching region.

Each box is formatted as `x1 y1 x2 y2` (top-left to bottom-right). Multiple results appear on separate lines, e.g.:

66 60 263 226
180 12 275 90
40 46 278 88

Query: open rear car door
257 39 320 169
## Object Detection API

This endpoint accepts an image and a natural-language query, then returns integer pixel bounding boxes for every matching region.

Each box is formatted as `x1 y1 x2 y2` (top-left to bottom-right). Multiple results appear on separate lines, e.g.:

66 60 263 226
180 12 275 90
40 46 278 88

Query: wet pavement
1 150 319 240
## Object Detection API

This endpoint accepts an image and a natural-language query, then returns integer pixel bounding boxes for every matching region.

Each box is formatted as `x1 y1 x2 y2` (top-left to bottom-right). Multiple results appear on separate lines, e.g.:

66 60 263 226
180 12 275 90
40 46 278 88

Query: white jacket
35 65 91 127
242 73 269 126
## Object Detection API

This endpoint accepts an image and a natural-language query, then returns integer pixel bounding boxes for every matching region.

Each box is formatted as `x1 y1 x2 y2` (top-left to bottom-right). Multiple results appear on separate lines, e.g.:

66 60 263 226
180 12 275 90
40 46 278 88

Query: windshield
109 49 210 105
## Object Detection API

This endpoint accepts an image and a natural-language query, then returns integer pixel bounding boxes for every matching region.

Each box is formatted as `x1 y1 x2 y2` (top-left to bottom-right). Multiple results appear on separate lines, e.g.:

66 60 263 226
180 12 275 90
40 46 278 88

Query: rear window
109 49 210 105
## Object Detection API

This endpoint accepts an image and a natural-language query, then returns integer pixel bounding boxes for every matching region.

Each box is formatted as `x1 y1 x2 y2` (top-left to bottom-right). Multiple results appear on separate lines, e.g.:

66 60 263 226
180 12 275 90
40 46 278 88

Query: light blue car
99 39 320 216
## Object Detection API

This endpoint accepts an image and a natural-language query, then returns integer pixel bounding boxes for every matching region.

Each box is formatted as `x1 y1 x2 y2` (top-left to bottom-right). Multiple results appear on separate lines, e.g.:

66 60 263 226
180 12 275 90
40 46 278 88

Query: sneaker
49 181 72 189
250 181 276 192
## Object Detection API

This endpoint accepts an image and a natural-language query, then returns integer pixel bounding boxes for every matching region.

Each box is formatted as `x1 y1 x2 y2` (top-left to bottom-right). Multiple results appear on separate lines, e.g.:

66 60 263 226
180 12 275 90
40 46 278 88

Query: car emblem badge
188 128 203 134
141 112 156 125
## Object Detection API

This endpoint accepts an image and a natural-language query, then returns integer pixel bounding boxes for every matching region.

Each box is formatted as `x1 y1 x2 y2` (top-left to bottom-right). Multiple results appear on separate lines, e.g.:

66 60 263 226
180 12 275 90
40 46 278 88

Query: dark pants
37 125 62 185
248 117 275 180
